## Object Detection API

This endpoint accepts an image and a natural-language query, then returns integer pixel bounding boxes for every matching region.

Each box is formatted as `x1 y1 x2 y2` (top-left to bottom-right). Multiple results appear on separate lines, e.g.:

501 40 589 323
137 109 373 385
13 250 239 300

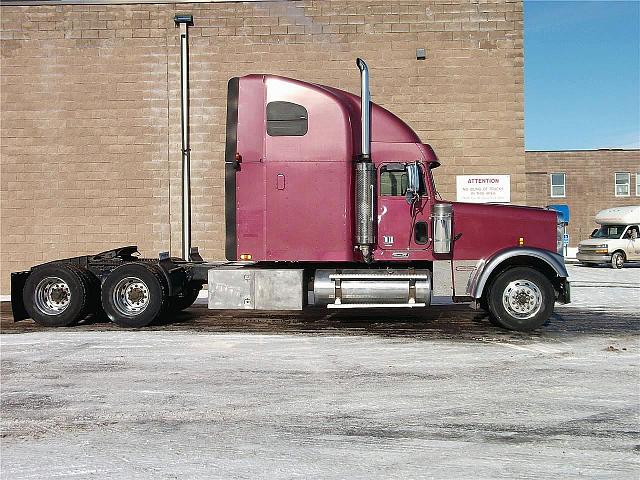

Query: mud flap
558 278 571 304
11 271 30 321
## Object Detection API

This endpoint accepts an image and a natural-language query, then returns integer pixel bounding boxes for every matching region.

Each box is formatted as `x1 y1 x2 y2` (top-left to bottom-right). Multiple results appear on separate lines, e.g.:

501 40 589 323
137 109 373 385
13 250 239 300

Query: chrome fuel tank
313 269 431 307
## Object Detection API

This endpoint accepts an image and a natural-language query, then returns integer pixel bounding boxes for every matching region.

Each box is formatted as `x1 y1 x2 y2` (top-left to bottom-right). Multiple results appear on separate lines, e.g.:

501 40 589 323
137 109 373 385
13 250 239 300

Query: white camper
577 206 640 268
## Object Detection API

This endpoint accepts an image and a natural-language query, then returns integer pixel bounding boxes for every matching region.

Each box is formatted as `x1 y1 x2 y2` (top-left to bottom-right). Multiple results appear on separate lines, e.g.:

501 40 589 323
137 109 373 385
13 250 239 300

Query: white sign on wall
456 175 511 203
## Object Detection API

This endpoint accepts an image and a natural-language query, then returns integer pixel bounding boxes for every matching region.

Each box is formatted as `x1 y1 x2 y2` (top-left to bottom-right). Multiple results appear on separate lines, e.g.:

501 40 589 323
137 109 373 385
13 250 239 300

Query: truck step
327 302 427 309
329 272 431 280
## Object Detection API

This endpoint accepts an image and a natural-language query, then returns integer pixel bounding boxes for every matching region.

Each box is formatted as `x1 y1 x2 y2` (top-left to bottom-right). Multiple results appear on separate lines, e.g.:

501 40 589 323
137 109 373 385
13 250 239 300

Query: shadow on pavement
2 302 637 340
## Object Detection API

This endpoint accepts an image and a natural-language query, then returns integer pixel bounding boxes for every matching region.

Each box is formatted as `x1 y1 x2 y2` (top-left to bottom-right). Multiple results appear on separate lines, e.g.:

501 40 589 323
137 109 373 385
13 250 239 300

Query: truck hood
448 202 557 260
578 238 612 247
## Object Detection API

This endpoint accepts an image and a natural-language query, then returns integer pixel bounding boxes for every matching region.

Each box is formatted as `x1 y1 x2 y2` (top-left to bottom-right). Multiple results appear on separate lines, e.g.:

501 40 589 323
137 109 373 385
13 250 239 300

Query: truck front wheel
611 251 625 269
101 263 168 328
486 267 555 332
23 264 94 327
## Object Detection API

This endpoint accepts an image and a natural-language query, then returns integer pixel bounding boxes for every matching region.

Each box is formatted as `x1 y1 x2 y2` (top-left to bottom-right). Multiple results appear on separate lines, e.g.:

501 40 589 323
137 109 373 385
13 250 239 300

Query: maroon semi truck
11 57 570 332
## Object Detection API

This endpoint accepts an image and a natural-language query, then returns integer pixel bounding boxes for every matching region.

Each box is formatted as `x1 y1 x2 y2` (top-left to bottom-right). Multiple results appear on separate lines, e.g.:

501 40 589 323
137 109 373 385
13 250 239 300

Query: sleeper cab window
266 101 308 136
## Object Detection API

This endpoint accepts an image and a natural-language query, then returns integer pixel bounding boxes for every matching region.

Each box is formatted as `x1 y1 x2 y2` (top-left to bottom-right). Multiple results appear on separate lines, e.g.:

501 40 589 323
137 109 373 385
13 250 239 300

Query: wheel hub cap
113 277 150 316
502 279 543 320
35 277 71 315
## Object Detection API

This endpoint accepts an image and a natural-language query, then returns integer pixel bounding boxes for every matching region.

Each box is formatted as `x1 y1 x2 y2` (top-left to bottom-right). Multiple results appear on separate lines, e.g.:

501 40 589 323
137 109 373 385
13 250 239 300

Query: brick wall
1 0 524 294
526 150 640 246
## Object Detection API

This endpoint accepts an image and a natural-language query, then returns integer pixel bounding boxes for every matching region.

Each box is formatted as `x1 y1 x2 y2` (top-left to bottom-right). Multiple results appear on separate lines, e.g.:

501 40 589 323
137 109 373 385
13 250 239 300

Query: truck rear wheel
23 264 94 327
169 282 202 312
487 267 554 332
101 263 168 328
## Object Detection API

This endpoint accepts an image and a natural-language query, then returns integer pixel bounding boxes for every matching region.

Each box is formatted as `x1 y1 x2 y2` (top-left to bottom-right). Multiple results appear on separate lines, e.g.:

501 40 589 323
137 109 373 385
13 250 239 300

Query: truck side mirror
405 162 421 204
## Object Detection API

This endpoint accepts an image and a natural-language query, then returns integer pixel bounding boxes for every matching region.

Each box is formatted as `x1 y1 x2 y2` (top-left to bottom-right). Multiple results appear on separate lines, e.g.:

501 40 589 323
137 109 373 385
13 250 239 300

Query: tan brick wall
525 150 640 246
1 0 524 294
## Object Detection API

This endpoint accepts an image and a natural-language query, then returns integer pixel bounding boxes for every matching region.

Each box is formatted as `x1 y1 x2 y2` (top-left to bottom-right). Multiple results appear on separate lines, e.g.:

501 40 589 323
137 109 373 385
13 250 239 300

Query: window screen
267 101 308 136
550 173 565 198
615 172 630 197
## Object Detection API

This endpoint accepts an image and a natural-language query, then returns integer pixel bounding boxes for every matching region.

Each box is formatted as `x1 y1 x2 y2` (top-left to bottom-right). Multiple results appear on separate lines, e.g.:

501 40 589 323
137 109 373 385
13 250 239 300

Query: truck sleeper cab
11 58 570 332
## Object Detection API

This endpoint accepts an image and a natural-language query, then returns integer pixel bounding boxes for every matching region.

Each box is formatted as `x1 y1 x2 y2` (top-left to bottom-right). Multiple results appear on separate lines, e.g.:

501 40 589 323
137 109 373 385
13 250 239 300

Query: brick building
526 149 640 246
0 0 525 293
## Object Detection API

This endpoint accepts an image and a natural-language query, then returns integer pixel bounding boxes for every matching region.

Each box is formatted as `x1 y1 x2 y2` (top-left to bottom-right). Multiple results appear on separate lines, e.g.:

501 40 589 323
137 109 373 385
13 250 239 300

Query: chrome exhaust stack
175 14 201 262
356 58 371 160
354 58 375 262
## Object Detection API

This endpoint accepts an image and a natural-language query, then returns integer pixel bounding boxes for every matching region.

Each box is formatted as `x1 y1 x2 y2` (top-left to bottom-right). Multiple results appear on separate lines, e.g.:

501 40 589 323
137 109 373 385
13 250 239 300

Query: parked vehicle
10 27 569 333
577 206 640 269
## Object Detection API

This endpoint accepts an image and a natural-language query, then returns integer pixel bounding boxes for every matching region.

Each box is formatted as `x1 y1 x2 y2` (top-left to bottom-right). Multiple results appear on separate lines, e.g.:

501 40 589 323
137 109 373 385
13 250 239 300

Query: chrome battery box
208 268 304 310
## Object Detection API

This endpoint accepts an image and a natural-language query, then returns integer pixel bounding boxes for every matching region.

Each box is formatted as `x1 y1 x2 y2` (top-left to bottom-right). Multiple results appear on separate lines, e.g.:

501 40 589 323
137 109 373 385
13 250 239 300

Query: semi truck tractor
10 54 570 332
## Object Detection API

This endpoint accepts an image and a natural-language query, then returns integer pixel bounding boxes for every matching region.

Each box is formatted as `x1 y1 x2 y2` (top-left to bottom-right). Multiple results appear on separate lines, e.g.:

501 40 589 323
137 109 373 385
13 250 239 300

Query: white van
577 206 640 269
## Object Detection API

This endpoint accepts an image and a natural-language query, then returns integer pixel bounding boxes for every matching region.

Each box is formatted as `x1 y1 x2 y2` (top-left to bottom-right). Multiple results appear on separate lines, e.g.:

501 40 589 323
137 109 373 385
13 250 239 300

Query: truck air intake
355 58 375 261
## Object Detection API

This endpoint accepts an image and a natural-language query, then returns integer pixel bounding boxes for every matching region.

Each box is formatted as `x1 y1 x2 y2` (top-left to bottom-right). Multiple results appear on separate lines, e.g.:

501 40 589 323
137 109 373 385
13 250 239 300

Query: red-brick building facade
526 149 640 246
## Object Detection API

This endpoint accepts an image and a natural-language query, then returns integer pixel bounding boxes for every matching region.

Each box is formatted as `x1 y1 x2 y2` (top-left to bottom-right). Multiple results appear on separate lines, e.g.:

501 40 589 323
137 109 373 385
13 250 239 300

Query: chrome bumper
576 252 610 263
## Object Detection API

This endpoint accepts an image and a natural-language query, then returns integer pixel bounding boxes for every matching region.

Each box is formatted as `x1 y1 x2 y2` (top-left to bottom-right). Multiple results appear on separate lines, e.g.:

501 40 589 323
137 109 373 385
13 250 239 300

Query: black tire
68 264 101 318
23 263 93 327
611 251 625 269
169 282 202 312
101 263 168 328
487 267 555 332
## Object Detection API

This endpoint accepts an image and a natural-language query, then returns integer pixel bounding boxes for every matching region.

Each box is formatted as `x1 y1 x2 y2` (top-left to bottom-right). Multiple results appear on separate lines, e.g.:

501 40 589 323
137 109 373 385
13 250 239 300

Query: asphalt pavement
1 264 639 479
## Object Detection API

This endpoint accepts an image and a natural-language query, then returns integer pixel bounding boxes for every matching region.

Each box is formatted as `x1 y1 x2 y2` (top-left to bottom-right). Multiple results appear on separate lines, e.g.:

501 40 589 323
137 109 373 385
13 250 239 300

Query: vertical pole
175 14 193 261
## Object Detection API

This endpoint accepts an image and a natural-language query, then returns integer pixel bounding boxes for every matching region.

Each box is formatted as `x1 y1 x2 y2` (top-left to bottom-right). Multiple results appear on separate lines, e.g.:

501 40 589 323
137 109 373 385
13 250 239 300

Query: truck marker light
519 237 524 246
240 254 252 260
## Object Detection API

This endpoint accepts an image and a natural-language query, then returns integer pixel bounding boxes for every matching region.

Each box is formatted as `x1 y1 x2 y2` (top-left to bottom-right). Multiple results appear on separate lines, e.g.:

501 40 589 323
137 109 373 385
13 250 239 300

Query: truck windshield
591 225 626 239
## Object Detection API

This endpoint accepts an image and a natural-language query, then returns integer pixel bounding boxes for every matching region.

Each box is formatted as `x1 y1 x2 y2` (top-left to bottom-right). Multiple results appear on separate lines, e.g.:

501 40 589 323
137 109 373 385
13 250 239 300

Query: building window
615 172 630 197
550 173 565 198
636 173 640 196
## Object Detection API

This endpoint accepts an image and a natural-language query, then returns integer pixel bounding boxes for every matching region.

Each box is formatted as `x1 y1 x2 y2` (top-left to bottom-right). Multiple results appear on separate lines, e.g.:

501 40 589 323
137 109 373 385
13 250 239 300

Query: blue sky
524 1 640 150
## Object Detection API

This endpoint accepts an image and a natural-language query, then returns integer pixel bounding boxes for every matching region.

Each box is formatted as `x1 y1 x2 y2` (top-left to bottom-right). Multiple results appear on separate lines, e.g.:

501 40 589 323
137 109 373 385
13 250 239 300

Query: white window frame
636 173 640 197
550 172 566 198
615 172 630 197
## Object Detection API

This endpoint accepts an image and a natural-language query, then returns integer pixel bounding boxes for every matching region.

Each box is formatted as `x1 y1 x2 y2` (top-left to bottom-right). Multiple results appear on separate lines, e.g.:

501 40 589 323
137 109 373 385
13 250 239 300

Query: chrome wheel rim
34 277 71 315
112 276 150 316
502 279 543 320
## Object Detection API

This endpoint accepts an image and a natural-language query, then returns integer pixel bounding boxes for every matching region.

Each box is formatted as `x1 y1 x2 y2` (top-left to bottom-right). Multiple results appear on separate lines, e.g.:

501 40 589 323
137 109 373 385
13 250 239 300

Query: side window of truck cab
379 163 426 197
380 166 408 196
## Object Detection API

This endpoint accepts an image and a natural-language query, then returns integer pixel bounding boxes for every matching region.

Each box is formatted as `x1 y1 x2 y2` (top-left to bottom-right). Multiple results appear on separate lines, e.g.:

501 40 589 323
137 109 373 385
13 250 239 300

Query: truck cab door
377 162 429 253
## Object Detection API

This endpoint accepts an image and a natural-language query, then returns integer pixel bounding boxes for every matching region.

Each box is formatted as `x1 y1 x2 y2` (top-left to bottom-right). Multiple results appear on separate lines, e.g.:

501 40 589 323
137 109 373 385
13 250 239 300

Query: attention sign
456 175 511 203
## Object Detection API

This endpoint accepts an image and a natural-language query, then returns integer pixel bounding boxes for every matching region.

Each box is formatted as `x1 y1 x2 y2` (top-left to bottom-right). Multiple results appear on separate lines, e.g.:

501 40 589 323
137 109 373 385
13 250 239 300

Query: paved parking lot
1 264 639 479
